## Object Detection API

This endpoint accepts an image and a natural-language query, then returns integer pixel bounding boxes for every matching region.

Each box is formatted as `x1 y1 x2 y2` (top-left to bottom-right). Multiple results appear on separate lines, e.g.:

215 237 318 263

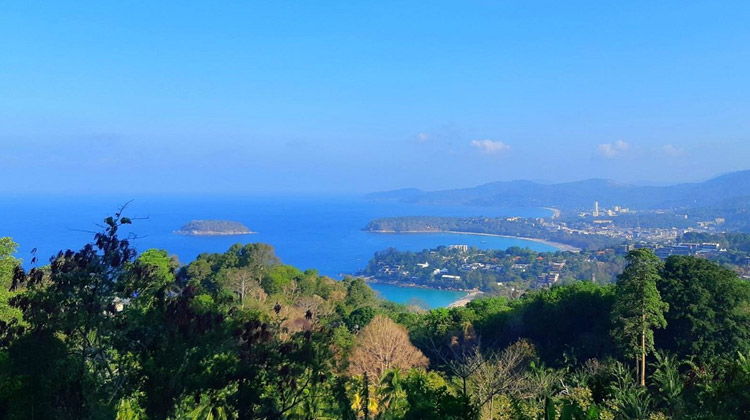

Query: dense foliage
360 246 626 293
1 216 750 419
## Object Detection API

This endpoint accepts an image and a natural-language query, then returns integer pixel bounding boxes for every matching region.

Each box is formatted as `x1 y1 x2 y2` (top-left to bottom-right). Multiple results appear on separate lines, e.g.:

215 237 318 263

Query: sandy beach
541 207 561 219
447 291 484 308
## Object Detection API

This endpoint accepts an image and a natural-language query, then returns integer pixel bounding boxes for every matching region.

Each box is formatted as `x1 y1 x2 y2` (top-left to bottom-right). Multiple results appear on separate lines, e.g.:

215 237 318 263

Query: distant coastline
363 276 478 293
367 229 581 252
541 207 561 219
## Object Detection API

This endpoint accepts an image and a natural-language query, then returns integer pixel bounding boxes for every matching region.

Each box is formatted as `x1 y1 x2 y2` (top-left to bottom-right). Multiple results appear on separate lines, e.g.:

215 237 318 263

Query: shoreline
367 230 581 252
447 291 484 308
363 277 474 293
364 278 484 309
540 207 561 219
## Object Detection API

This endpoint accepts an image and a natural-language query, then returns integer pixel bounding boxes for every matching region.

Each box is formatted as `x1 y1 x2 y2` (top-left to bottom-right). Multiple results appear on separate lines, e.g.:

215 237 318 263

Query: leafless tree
224 267 266 308
472 340 536 420
349 315 429 379
426 324 481 398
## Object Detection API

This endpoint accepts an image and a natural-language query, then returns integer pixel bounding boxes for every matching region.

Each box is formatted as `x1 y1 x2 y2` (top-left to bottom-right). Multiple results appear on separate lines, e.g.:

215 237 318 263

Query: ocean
0 195 556 308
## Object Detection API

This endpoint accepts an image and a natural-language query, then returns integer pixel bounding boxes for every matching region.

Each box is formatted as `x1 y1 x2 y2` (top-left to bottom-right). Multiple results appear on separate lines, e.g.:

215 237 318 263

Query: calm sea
0 195 555 308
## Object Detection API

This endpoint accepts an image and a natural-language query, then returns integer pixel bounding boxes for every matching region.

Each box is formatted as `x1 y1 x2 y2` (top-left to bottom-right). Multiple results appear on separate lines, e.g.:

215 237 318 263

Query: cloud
596 140 630 158
470 139 511 155
416 132 431 143
662 144 686 157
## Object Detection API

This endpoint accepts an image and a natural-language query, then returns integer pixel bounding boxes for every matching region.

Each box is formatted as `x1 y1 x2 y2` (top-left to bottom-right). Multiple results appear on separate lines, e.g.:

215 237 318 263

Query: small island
174 220 255 236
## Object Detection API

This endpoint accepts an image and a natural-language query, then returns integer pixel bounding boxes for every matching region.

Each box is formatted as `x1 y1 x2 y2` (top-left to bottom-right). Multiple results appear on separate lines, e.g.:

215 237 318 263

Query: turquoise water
368 283 468 309
0 195 555 308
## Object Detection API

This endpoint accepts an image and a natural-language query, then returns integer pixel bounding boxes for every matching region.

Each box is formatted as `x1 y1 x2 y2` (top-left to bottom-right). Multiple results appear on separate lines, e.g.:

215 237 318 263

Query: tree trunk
641 320 646 387
240 278 246 309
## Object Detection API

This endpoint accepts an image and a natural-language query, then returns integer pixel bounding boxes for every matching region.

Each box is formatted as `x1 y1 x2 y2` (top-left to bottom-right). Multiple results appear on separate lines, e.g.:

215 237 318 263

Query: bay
0 195 556 308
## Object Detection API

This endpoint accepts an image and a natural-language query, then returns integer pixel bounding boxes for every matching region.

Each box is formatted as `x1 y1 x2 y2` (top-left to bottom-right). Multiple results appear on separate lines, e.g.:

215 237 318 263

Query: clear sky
2 1 750 194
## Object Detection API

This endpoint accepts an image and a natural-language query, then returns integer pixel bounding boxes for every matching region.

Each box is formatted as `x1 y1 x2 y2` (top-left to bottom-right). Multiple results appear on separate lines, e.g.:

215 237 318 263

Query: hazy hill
367 170 750 211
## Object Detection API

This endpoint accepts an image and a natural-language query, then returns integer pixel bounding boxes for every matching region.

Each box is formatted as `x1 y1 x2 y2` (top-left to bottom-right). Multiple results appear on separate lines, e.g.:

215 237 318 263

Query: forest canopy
1 215 750 419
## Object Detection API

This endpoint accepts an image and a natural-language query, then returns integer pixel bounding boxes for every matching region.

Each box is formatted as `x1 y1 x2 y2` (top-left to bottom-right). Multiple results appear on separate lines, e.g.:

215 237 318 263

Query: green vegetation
365 216 622 250
1 218 750 419
611 249 668 386
680 231 750 252
360 246 626 293
175 220 254 236
0 238 23 326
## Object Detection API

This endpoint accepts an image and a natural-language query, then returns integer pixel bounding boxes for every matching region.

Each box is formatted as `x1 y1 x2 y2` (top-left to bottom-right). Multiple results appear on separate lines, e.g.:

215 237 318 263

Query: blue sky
2 1 750 194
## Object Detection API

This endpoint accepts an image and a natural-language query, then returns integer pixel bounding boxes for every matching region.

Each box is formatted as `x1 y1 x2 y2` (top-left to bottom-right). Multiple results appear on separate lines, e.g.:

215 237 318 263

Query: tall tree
8 213 137 417
611 249 668 387
656 256 750 364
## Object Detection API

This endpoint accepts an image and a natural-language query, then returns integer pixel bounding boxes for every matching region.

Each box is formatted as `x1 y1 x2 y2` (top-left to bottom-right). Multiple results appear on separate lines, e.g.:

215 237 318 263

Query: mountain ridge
367 170 750 210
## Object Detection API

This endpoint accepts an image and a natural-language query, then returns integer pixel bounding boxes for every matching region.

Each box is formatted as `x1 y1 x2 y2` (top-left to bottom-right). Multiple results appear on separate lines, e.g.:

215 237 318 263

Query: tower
594 201 599 217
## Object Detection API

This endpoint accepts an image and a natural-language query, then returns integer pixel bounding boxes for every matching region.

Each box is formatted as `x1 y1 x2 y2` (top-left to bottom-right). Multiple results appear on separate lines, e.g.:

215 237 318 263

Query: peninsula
364 216 620 251
174 220 255 236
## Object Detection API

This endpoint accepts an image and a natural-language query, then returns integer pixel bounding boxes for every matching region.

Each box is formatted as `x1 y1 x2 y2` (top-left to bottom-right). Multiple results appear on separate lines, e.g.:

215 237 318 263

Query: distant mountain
367 170 750 211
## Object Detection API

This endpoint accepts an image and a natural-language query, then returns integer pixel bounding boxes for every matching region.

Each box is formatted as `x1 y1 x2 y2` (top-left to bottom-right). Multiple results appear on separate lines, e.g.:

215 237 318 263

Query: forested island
365 216 622 251
175 219 254 236
2 215 750 419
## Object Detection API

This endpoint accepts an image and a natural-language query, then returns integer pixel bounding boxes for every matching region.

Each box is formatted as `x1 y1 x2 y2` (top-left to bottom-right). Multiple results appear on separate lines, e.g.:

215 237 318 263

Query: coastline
367 230 581 252
447 291 484 308
363 277 472 293
541 207 561 219
364 278 482 309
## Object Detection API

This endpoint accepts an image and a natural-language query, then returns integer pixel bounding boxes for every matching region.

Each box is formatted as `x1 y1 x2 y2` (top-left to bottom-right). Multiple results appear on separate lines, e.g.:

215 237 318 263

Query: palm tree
379 368 406 417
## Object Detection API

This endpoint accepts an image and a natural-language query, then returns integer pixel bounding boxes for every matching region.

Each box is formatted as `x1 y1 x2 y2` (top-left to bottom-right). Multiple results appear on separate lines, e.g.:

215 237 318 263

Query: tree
8 212 137 417
344 277 377 309
184 259 212 288
261 264 300 295
656 256 750 364
222 266 265 308
130 248 180 302
611 249 668 387
483 282 615 365
401 369 479 420
136 249 178 284
472 340 535 419
345 306 375 332
349 316 428 379
0 238 22 325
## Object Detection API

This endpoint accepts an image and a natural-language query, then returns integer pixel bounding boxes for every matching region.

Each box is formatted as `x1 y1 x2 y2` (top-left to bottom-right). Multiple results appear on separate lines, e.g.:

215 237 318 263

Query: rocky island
174 220 255 236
